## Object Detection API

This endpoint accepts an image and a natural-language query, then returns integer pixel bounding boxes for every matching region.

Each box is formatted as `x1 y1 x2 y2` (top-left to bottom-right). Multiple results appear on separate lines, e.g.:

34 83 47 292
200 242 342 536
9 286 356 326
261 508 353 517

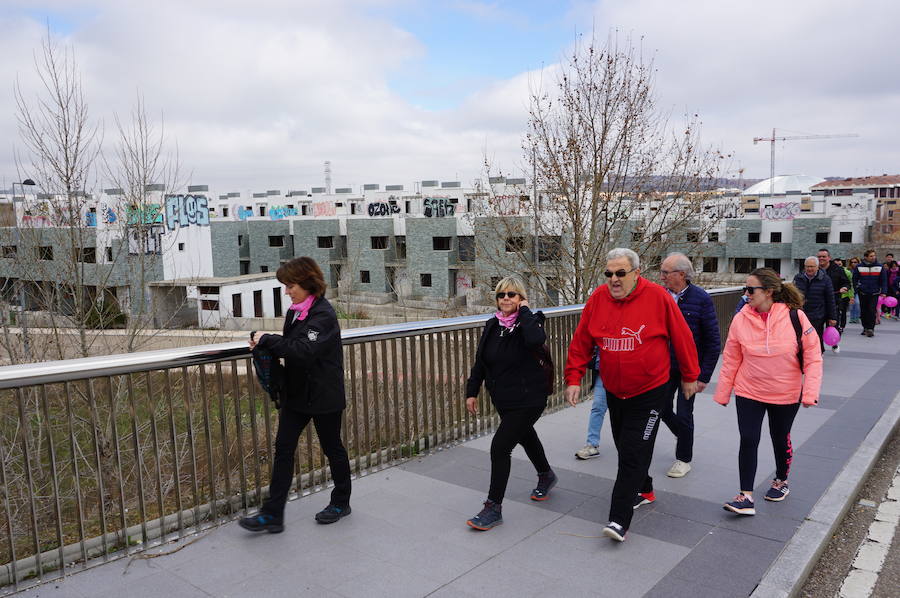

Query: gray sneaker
666 460 692 478
575 444 600 460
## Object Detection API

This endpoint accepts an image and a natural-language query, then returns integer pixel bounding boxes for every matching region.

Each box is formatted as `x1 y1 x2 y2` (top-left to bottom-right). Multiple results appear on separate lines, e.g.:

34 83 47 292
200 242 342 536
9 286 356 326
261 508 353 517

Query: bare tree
475 32 730 305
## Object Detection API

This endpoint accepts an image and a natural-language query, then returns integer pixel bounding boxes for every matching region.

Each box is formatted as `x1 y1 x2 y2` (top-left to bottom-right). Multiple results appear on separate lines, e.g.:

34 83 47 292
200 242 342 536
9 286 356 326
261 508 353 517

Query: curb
751 387 900 598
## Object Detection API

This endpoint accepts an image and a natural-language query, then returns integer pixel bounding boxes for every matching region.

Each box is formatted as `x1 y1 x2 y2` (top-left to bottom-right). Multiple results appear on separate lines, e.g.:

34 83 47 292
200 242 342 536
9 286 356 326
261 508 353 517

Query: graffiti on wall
704 199 743 219
269 206 298 220
126 203 164 225
762 202 801 220
165 194 210 230
313 201 336 217
367 201 400 217
424 197 455 218
235 206 254 221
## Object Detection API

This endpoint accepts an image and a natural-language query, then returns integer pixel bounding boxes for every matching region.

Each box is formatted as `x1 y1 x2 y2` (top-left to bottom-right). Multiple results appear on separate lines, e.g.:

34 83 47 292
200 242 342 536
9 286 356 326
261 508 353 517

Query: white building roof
743 175 826 196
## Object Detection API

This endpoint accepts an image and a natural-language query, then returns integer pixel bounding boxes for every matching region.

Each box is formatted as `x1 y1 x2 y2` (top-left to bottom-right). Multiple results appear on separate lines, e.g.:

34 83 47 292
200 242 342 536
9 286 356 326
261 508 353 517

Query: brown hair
749 267 804 310
864 248 876 259
276 257 327 297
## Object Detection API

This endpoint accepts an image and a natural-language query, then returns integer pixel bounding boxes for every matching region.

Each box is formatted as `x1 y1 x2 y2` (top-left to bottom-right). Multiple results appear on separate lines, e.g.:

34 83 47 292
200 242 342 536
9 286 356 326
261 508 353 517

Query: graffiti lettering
313 202 336 217
367 202 400 217
703 200 743 219
165 194 210 230
235 206 254 221
85 212 97 227
762 202 801 220
424 197 455 218
101 203 117 224
269 206 299 220
127 204 164 225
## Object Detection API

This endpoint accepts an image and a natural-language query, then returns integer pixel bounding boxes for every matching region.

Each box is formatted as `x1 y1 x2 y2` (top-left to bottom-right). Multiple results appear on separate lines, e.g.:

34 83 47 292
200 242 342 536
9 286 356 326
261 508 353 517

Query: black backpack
788 309 804 374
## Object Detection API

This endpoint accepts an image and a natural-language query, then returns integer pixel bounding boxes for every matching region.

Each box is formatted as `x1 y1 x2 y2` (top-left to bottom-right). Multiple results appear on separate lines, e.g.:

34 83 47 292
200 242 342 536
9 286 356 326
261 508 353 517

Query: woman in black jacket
239 257 351 533
464 276 556 530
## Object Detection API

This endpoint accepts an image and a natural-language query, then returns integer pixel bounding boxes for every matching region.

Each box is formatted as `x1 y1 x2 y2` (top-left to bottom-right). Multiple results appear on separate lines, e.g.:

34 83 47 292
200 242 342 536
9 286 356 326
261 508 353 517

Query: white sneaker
666 460 692 478
575 444 600 460
831 345 840 354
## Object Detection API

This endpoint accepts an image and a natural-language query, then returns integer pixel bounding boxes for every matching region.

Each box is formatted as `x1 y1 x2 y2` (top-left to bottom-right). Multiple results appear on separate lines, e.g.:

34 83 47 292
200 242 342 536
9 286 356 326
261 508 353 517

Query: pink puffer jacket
713 302 822 406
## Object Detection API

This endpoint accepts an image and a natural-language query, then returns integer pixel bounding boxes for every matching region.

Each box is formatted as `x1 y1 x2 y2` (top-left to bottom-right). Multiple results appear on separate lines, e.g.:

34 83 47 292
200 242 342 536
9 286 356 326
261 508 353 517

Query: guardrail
0 287 743 592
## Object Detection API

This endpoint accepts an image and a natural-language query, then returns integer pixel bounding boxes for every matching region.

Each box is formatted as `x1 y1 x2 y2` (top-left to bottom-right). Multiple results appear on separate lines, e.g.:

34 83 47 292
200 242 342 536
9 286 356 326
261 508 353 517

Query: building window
260 265 269 273
360 270 370 283
240 260 250 275
253 290 263 317
396 236 407 259
839 231 853 243
686 232 700 243
201 299 219 310
708 232 719 242
632 231 643 242
259 206 267 217
105 247 113 261
269 235 285 247
734 258 755 274
764 258 780 272
420 273 432 287
458 236 475 262
371 236 388 249
702 257 718 273
490 276 501 290
748 232 760 243
505 237 527 253
74 247 96 263
238 235 243 247
815 232 829 243
432 236 451 251
178 242 185 251
198 286 220 295
222 207 229 217
2 246 16 258
38 246 53 260
232 293 242 317
317 236 334 249
538 236 562 262
273 288 282 317
770 232 782 243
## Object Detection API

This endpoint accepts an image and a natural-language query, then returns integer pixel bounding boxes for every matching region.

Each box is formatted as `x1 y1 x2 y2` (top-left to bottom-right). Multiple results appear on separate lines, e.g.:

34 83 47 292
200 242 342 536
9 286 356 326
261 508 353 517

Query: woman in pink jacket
714 268 822 516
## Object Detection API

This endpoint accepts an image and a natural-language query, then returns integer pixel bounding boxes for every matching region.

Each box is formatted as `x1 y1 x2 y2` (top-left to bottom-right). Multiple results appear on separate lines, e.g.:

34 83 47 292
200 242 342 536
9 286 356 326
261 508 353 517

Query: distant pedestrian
792 257 836 352
715 268 821 516
658 253 721 479
564 248 699 542
884 257 899 319
816 248 851 345
847 257 861 323
464 277 556 530
833 258 853 336
852 249 888 337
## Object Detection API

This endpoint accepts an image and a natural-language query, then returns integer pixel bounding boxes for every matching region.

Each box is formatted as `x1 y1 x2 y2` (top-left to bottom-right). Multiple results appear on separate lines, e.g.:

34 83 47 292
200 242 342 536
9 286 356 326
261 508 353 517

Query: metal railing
0 287 742 592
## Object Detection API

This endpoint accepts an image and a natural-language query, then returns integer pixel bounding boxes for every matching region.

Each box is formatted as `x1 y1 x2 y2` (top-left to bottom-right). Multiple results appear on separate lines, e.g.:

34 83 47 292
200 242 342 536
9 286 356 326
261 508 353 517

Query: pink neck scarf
290 295 316 321
495 310 519 329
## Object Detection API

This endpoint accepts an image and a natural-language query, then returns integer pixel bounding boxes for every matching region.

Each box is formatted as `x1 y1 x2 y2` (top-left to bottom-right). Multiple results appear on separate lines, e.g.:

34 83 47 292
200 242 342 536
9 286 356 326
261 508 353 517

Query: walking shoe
765 479 790 502
633 491 656 509
315 504 351 524
238 512 284 533
575 444 600 460
831 345 840 354
467 500 503 530
723 493 755 515
531 470 558 501
866 329 874 337
602 521 626 542
667 460 692 478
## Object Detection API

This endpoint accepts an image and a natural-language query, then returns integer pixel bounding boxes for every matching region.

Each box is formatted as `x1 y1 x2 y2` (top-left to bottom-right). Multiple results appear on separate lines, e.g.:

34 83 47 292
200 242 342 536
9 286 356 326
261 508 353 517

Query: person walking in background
575 347 607 460
715 268 821 516
240 257 352 533
792 257 836 353
884 256 899 319
464 277 556 531
658 253 721 478
834 258 853 334
564 248 699 542
848 257 861 323
853 249 888 337
817 248 850 345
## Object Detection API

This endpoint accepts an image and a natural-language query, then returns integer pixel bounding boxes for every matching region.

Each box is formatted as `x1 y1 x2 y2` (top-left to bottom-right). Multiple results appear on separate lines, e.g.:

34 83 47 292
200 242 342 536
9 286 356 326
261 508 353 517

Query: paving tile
93 569 211 598
633 510 715 548
332 560 444 598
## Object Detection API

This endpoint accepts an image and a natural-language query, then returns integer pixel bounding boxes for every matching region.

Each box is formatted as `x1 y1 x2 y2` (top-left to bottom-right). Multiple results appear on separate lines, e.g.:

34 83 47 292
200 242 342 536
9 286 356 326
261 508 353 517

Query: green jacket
841 268 854 299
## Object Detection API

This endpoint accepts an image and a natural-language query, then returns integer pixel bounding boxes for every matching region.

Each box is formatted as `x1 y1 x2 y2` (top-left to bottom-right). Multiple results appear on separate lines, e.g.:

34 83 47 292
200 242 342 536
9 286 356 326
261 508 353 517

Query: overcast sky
1 0 898 194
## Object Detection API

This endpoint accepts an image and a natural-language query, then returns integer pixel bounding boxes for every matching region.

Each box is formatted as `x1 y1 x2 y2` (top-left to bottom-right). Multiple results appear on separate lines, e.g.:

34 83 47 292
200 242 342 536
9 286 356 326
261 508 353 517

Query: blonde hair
494 276 527 303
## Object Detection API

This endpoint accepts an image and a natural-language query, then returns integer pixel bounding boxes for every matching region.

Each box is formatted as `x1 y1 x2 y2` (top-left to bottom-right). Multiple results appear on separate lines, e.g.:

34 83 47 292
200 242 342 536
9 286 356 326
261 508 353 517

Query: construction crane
753 128 859 196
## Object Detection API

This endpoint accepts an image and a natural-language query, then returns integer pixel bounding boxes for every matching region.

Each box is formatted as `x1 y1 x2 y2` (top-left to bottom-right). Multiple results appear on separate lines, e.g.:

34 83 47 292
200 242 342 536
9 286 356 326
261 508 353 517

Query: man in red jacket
564 247 700 542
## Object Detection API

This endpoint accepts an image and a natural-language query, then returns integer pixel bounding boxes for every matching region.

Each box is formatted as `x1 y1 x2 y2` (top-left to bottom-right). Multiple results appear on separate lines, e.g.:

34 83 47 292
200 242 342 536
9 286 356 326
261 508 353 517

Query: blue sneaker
315 504 351 524
723 493 755 515
602 521 626 542
467 500 503 530
238 512 284 533
764 479 790 502
530 470 557 501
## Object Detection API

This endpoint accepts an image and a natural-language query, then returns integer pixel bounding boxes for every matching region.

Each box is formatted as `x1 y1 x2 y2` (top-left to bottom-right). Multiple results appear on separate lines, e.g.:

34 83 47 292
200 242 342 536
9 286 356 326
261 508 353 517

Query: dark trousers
607 383 668 530
859 293 879 331
488 403 550 503
837 296 850 332
262 408 351 518
808 317 825 353
735 397 800 491
661 371 695 463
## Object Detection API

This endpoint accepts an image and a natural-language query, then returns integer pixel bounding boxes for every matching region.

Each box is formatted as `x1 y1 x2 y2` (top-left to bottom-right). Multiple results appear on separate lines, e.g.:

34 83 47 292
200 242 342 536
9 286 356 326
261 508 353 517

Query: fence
0 287 742 592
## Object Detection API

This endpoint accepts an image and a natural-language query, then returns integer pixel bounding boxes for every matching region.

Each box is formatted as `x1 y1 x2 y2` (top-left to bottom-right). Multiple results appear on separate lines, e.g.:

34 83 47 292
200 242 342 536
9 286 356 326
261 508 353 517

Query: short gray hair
804 256 818 266
606 248 640 269
666 252 694 280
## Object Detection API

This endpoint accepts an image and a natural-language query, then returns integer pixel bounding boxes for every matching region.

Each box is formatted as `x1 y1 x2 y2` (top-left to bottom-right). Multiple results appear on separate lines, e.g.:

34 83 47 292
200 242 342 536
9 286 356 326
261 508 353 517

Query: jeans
586 381 608 446
849 298 860 321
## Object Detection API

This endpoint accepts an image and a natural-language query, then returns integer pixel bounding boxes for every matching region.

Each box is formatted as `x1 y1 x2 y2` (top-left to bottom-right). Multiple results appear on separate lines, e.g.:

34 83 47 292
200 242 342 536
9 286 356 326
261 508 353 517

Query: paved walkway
14 321 900 598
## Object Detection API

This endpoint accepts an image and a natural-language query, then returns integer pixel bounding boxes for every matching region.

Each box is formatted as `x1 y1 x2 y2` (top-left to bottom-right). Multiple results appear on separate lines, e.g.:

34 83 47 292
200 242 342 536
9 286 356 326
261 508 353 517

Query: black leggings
735 397 800 492
488 403 550 503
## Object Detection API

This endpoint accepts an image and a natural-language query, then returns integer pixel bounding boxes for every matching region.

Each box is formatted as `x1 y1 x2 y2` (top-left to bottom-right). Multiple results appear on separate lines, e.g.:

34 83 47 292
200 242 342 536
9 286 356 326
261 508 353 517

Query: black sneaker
467 500 503 530
315 504 351 524
238 512 284 533
764 479 790 502
602 521 626 542
530 470 558 501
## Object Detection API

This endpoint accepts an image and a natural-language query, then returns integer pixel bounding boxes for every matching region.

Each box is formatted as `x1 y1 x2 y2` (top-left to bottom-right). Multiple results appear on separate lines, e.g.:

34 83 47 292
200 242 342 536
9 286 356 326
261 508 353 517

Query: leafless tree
475 32 731 305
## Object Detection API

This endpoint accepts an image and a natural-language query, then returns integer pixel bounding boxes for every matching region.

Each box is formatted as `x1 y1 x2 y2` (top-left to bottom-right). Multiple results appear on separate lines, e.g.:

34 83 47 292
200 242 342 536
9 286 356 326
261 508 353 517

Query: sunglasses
743 286 766 295
604 268 636 279
496 291 520 299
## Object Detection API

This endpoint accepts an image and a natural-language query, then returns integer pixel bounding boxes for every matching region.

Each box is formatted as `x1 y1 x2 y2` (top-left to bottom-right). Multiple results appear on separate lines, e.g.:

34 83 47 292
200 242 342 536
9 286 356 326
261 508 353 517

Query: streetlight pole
11 178 35 361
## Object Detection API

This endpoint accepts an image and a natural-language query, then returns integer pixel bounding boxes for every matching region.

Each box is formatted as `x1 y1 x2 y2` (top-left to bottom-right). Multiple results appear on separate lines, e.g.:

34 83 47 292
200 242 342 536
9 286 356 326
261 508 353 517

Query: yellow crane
753 128 859 196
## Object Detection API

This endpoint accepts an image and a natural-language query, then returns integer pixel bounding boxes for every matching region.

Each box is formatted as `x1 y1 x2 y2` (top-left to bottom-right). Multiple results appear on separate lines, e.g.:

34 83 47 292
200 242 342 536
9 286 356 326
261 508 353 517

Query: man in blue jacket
655 253 721 481
852 249 888 337
793 257 836 352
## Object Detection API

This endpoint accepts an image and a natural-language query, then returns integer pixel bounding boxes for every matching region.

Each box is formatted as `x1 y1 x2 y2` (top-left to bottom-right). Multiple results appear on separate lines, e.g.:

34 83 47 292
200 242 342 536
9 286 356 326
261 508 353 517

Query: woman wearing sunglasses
463 276 556 530
714 268 822 516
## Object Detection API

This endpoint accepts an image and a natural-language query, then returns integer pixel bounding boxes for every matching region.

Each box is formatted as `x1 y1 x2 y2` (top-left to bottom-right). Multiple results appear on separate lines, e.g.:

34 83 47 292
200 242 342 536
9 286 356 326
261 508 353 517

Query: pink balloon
822 326 841 347
885 296 899 308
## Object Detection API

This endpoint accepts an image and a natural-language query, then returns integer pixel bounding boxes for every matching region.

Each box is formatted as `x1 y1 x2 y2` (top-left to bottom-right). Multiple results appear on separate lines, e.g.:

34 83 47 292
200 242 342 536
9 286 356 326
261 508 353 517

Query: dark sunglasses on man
496 291 520 299
604 267 636 279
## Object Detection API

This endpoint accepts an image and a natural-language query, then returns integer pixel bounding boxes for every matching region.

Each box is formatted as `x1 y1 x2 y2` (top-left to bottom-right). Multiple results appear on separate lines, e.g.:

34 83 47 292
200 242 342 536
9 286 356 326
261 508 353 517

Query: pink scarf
495 310 519 329
290 295 316 322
